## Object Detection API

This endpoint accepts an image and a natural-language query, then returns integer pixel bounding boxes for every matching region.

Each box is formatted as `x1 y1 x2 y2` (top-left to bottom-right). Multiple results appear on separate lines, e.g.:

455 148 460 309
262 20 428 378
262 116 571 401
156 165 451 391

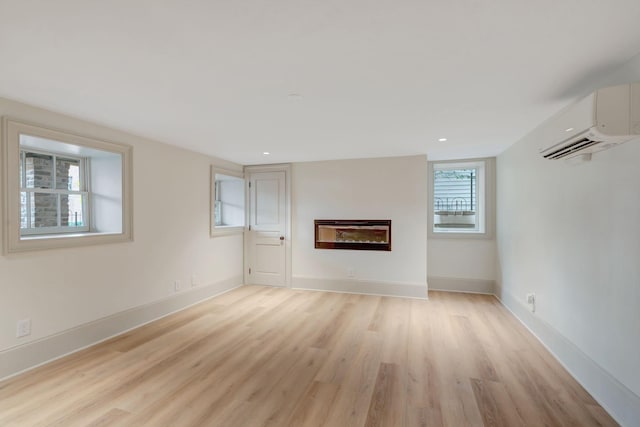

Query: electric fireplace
314 220 391 251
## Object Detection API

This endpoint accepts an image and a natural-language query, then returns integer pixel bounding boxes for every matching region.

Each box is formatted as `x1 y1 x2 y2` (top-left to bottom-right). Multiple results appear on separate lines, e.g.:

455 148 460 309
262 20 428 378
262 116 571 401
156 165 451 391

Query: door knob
279 236 285 240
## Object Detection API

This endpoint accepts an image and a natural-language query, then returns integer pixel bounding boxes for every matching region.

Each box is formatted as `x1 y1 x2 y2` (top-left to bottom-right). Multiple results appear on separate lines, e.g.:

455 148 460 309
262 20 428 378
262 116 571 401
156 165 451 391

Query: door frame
243 163 292 288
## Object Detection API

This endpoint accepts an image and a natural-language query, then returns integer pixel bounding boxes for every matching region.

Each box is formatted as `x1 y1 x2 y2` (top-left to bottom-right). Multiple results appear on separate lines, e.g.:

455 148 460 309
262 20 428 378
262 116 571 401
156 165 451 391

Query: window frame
428 157 495 239
2 117 134 253
20 148 90 235
210 166 245 237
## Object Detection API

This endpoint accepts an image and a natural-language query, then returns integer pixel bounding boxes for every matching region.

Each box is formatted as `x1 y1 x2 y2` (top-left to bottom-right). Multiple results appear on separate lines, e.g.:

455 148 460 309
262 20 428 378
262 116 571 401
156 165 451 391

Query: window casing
2 118 133 253
428 158 494 238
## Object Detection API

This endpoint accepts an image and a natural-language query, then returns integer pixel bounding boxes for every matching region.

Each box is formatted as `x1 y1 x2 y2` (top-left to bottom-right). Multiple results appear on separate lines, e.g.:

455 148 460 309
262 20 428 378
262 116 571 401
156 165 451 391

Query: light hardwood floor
0 286 617 426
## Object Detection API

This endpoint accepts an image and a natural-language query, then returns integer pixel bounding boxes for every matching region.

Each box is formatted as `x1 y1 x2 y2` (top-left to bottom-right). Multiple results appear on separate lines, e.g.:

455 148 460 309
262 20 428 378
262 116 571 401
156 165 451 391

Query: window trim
210 166 245 237
428 157 495 240
2 117 134 253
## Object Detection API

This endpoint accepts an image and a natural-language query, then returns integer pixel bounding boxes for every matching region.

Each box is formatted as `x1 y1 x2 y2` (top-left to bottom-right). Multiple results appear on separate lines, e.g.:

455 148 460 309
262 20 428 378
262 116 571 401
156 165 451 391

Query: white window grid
20 147 90 235
214 180 222 226
432 160 485 234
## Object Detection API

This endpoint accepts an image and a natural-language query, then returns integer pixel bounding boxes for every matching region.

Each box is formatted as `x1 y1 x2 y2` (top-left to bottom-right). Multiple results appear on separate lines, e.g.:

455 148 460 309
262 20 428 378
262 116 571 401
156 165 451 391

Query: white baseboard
292 276 427 299
0 275 243 381
428 276 495 294
496 289 640 427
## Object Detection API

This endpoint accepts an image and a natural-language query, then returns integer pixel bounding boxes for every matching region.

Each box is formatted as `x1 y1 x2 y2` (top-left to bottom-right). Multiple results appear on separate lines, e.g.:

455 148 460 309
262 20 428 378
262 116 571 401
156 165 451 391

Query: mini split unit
539 82 640 160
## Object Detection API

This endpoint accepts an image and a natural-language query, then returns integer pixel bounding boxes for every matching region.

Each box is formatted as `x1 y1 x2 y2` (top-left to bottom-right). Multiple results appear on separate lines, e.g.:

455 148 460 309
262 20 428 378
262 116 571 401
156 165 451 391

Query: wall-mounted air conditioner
539 82 640 160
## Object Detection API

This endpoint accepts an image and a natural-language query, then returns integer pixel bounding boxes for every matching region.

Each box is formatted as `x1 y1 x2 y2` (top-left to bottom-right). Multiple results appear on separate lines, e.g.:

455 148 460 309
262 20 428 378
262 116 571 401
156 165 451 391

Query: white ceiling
1 1 640 165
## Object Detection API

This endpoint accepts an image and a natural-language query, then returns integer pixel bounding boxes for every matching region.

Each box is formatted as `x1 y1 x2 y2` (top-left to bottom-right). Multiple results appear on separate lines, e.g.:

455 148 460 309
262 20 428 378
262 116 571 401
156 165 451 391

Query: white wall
291 155 428 297
428 238 496 292
496 53 640 425
0 98 244 373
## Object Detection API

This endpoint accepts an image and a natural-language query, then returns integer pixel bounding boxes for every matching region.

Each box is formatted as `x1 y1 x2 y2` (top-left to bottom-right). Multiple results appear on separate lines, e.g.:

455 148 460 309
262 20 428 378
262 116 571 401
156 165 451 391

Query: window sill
211 226 245 237
20 231 121 241
6 231 132 253
429 230 493 240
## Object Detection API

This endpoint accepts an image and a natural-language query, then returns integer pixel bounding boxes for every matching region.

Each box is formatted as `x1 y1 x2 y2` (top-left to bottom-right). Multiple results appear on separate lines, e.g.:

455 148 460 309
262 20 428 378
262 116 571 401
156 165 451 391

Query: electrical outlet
191 275 199 287
347 268 355 278
526 293 536 312
16 318 31 338
174 280 181 292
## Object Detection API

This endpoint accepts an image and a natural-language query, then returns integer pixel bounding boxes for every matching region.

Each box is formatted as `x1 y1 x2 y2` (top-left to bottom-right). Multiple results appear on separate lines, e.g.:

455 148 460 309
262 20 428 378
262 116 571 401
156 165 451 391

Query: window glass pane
28 192 58 228
20 192 28 229
60 194 85 227
56 158 81 190
214 201 222 226
25 153 54 189
433 168 477 230
20 152 24 188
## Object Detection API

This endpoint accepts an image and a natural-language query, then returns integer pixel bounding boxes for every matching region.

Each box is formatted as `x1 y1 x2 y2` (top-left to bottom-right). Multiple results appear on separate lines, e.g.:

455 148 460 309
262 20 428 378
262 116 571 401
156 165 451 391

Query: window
20 149 89 235
428 158 494 237
3 118 133 252
211 167 245 236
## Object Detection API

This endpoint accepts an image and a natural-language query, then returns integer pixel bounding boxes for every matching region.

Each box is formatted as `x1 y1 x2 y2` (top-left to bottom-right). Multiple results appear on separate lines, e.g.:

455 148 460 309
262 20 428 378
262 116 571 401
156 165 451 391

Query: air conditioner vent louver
543 138 601 159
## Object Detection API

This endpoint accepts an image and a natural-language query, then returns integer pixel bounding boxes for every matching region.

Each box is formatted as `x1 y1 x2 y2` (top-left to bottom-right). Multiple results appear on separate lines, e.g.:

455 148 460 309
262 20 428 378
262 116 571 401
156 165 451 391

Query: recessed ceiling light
438 138 447 142
565 127 574 132
263 151 270 155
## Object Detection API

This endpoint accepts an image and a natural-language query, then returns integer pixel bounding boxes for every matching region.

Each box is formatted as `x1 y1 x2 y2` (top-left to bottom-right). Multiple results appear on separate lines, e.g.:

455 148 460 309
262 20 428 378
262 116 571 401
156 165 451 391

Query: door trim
243 164 292 288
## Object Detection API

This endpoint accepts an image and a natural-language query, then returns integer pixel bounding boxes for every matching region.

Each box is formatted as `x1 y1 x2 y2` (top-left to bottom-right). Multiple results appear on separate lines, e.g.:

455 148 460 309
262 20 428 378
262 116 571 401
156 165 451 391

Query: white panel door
247 171 287 286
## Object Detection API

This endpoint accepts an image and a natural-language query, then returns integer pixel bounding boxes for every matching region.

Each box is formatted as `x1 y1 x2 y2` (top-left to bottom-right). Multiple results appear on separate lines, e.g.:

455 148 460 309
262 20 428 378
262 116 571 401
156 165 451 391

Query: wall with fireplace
291 155 428 298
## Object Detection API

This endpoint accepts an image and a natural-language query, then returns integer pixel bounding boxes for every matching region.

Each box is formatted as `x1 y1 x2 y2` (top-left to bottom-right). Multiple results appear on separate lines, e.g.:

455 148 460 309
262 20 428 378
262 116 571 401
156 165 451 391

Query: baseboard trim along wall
0 276 243 381
428 276 495 294
292 276 427 299
497 289 640 427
